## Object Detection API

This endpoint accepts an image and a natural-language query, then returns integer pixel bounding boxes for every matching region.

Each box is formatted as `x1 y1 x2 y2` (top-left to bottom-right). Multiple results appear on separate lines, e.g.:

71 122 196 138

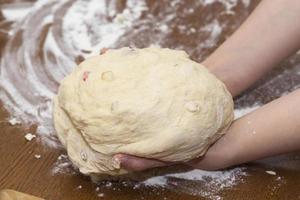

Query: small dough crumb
24 133 36 141
97 193 104 197
101 71 114 81
9 118 21 125
184 101 201 112
266 170 277 176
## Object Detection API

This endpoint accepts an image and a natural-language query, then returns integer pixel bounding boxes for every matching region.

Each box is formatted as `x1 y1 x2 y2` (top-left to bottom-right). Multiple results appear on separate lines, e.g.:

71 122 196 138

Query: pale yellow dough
53 47 234 176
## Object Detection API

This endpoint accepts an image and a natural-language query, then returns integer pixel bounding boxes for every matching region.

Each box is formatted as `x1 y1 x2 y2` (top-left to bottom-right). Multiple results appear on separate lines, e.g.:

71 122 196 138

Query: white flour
142 168 246 200
62 0 147 55
202 0 250 11
1 3 32 21
234 104 260 119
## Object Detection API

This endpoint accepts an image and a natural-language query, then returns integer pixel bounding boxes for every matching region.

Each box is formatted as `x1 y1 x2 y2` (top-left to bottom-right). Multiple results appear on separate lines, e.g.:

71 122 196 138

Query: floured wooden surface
0 0 300 199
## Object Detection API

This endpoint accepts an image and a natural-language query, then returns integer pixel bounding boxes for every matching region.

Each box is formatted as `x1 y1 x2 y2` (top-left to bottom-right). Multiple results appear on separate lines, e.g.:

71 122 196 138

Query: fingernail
112 154 122 168
113 154 123 161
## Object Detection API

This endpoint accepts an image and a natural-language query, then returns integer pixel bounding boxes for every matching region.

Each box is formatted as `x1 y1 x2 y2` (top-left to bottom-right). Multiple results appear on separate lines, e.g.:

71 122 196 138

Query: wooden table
1 0 300 199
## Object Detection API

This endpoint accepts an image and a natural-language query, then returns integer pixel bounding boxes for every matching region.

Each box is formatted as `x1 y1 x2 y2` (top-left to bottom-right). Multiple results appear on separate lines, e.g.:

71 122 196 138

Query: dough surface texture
53 47 234 176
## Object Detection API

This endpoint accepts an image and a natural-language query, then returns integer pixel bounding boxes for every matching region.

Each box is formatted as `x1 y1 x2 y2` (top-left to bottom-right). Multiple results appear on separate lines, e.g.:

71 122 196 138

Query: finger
114 154 168 172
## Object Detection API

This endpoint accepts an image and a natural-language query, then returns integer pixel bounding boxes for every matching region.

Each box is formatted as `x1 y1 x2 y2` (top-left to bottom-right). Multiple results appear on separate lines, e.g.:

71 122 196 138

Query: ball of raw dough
53 47 234 176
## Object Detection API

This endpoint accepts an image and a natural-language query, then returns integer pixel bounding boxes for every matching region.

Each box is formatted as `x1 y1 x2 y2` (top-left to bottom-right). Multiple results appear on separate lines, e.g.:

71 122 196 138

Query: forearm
190 89 300 170
203 0 300 96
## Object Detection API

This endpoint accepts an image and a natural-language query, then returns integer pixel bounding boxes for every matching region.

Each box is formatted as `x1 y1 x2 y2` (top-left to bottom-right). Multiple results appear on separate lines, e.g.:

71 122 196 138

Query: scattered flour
143 169 240 186
1 3 32 21
141 168 246 199
199 20 223 48
63 0 147 55
51 154 74 175
202 0 240 13
234 104 260 119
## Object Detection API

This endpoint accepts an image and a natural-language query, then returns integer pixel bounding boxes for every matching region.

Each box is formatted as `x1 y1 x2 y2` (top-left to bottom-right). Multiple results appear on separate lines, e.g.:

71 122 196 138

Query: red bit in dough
100 48 108 55
82 71 90 81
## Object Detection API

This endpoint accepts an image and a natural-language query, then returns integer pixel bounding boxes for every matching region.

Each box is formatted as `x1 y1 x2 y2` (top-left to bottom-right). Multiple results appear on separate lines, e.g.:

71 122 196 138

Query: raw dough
53 47 234 176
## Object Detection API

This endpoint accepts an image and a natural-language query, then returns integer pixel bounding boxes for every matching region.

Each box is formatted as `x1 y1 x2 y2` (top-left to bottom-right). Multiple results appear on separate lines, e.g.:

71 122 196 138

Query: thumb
113 154 168 172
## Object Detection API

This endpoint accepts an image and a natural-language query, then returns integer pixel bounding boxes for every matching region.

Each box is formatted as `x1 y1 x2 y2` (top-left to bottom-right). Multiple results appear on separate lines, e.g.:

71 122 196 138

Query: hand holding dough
53 47 234 176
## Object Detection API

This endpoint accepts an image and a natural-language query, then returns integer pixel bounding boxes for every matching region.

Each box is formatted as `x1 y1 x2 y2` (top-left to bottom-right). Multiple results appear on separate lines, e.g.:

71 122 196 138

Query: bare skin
114 0 300 172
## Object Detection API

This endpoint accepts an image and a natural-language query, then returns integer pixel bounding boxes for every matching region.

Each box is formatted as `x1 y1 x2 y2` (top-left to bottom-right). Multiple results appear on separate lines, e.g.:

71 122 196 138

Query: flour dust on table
1 0 298 199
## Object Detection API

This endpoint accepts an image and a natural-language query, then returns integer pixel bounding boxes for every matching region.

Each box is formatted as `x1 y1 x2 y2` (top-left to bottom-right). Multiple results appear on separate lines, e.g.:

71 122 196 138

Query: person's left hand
113 125 237 172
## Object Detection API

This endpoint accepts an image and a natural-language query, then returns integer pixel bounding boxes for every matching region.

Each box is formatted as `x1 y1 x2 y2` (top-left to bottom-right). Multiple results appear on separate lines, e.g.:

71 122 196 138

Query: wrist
201 60 238 97
186 133 238 170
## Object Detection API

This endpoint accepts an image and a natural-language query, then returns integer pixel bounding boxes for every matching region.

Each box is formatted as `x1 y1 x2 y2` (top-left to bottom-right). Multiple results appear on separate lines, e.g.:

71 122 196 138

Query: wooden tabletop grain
1 0 300 199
